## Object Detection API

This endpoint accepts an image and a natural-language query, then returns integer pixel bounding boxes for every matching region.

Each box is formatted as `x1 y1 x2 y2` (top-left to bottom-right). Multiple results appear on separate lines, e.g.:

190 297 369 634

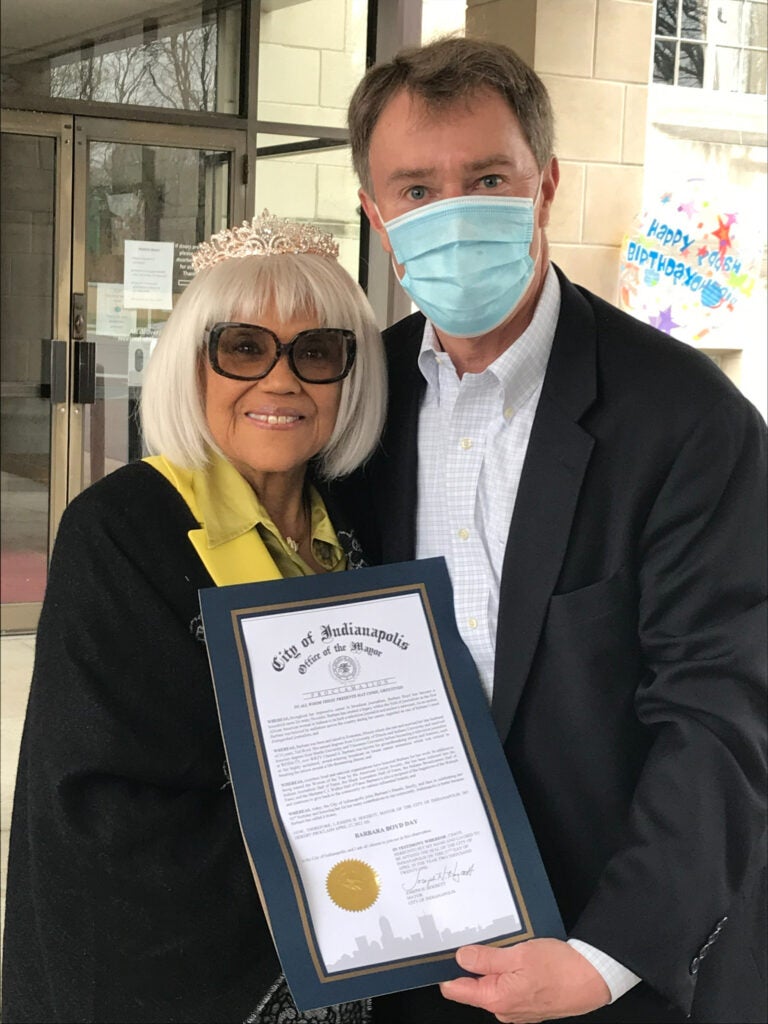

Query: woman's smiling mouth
245 412 303 425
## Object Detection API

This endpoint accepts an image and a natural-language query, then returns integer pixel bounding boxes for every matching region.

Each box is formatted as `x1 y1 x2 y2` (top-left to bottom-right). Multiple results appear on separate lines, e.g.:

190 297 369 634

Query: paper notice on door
124 240 174 310
94 282 138 336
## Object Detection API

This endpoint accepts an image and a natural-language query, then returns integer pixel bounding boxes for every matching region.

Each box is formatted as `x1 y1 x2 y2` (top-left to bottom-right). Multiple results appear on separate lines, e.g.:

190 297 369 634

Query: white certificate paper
199 559 563 1010
243 590 521 971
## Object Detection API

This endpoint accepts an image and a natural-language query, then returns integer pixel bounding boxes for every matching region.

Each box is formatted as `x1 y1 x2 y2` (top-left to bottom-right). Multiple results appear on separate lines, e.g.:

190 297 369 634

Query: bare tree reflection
50 22 216 111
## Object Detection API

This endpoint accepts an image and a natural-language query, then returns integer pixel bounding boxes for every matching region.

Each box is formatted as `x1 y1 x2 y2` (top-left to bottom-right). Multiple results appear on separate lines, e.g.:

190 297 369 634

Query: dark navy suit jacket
331 268 767 1023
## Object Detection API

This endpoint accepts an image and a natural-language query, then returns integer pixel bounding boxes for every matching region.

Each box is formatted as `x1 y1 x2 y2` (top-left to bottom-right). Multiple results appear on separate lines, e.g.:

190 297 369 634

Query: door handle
71 291 86 341
49 339 67 404
73 339 95 404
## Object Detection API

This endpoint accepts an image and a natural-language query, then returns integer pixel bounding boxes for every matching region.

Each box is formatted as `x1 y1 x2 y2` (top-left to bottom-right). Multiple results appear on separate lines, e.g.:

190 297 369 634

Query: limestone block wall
258 0 368 129
467 0 654 304
254 0 467 281
254 0 368 279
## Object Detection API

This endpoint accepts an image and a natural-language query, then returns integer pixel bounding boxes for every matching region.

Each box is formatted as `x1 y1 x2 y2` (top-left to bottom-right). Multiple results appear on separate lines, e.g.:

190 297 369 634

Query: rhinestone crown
192 209 339 273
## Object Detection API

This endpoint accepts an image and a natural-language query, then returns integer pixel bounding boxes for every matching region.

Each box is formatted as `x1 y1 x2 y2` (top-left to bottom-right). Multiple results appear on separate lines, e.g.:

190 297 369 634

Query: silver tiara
192 209 340 273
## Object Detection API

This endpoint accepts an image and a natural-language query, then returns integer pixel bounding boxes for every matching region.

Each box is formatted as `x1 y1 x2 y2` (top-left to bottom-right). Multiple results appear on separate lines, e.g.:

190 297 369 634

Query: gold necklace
284 494 311 554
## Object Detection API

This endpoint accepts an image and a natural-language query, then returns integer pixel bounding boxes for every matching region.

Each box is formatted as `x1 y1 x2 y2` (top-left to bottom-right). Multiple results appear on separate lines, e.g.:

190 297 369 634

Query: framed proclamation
199 558 564 1010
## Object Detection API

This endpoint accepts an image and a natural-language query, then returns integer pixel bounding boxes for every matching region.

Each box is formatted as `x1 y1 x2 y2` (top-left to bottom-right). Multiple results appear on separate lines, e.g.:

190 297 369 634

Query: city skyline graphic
325 910 523 972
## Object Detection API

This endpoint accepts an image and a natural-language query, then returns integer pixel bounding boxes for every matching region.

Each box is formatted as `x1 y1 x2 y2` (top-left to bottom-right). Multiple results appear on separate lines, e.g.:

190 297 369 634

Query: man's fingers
457 943 521 975
440 977 482 1006
440 944 525 1011
440 972 508 1008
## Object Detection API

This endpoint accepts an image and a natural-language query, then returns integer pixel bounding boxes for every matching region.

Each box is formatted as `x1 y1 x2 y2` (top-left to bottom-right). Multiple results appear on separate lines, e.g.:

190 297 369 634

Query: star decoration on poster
650 306 681 333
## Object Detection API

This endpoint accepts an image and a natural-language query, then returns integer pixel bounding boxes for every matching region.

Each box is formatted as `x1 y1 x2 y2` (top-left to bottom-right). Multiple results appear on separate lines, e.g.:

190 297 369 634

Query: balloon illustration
619 179 764 345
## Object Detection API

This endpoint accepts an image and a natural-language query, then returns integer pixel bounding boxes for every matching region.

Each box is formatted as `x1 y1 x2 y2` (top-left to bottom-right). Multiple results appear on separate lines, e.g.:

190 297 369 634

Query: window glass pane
258 0 368 129
655 0 680 36
254 136 360 282
654 39 678 82
715 0 749 44
1 1 242 114
745 46 768 89
0 133 54 607
713 43 744 87
716 44 768 90
83 139 230 487
678 40 705 84
745 1 768 47
681 0 707 38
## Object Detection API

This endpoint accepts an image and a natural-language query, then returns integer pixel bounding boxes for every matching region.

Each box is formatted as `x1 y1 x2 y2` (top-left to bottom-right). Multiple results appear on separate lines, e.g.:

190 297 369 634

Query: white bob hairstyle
141 252 386 480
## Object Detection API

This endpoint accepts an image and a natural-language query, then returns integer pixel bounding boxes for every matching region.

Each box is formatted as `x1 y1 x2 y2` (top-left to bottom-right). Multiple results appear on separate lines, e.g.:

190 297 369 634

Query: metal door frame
69 116 248 499
0 110 246 632
0 110 73 633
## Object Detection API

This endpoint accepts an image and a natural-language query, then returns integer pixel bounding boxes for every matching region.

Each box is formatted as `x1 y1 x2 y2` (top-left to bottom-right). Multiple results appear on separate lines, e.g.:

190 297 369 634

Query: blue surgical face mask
381 190 540 338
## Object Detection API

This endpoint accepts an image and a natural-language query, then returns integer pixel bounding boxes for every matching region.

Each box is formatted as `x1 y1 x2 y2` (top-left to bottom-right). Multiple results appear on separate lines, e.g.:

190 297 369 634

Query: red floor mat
0 550 47 604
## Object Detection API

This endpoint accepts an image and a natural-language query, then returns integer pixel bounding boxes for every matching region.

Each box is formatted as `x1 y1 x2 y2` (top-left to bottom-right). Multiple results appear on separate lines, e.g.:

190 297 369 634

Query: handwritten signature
403 861 476 895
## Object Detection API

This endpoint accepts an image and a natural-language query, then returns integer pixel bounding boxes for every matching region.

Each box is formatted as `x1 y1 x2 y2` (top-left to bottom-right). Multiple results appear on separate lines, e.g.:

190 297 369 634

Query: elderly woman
2 213 385 1024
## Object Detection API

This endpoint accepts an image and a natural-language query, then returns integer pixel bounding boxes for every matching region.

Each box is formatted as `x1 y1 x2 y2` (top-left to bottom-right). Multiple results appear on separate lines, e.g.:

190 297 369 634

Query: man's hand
439 938 611 1023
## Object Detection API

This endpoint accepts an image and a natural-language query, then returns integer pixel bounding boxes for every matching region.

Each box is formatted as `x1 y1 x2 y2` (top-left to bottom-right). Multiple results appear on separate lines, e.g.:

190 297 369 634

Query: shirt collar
417 263 561 407
190 452 343 568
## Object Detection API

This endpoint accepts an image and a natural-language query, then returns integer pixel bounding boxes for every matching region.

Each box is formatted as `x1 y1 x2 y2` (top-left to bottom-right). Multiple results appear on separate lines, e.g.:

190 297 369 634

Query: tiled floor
1 471 48 606
1 633 35 949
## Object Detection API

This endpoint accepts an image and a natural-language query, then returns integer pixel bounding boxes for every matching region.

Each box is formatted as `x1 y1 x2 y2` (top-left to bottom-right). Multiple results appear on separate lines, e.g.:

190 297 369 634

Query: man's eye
407 185 427 201
480 175 502 189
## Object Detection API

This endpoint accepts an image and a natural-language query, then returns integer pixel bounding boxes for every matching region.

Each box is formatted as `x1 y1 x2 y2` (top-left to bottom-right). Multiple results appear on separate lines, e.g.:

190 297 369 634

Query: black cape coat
1 462 363 1023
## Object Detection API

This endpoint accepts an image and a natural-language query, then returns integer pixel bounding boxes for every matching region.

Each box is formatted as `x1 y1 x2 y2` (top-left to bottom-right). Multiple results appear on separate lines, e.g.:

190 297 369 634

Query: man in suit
337 36 767 1024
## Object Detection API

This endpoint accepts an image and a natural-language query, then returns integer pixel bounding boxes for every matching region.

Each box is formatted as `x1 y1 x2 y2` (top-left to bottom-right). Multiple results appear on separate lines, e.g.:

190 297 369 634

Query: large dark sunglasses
206 322 356 384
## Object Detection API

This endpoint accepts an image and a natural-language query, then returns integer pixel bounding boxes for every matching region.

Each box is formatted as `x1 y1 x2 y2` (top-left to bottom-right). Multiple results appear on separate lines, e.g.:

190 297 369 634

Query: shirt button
504 407 514 420
458 528 470 541
468 617 478 629
460 437 472 450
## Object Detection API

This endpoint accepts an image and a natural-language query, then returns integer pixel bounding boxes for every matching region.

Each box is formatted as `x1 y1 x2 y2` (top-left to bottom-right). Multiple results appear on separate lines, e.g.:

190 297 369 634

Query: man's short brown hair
348 36 555 194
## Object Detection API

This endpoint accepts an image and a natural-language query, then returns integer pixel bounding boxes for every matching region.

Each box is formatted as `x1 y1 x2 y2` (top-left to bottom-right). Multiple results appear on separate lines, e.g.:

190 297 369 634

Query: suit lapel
377 313 426 564
490 272 598 735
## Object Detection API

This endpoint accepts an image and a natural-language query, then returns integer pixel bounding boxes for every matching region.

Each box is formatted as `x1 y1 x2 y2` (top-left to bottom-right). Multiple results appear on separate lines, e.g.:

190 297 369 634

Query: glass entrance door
0 114 246 633
0 112 72 634
70 118 245 494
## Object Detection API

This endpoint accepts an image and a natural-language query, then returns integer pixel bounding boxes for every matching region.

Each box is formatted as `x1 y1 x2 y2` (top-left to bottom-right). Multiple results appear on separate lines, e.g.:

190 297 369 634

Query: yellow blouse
143 453 345 586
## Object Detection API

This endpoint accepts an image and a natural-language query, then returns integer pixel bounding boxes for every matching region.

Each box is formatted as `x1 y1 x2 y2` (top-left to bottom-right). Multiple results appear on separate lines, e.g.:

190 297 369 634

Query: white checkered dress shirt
414 264 640 1004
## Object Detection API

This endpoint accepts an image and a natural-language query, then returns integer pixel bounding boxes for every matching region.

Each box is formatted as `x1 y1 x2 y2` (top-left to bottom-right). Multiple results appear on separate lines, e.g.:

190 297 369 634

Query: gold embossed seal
326 859 380 912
